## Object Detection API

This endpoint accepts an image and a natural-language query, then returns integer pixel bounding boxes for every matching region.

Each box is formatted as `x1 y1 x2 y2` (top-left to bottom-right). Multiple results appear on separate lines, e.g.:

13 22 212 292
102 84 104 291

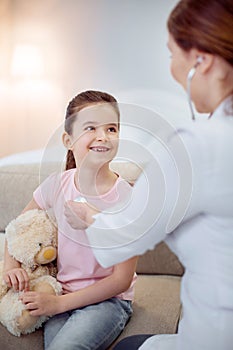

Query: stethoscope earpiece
196 55 204 65
187 56 204 121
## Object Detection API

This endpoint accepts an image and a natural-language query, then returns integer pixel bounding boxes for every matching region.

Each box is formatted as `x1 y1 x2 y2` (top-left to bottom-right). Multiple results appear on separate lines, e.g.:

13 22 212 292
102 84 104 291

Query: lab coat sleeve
86 127 198 268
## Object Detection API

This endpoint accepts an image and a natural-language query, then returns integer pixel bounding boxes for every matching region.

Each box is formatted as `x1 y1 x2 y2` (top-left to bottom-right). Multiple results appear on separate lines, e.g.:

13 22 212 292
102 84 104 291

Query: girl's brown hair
64 90 120 170
167 0 233 66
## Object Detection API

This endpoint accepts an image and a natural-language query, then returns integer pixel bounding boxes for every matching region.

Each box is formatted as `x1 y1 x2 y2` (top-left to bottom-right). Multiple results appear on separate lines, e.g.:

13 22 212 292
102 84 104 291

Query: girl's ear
62 132 73 150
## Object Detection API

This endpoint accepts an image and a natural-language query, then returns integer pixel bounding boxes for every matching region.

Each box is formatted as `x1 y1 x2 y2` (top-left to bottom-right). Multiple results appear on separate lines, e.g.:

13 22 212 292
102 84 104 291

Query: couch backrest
0 161 183 276
0 161 142 232
0 163 58 232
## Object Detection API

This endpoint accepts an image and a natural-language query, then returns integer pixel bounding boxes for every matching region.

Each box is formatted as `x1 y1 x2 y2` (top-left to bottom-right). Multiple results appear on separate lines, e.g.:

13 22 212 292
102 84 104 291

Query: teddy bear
0 209 62 336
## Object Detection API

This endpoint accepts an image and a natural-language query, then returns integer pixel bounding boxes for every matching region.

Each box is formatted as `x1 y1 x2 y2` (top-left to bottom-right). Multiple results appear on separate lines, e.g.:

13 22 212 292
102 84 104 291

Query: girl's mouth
89 146 110 152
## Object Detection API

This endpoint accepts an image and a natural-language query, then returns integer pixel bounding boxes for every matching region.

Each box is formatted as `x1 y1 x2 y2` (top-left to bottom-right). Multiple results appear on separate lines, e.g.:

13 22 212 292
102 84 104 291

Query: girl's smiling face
63 103 119 168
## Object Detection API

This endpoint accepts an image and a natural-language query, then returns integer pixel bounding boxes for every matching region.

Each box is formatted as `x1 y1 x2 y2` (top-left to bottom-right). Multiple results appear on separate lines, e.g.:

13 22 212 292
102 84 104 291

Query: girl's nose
96 128 107 141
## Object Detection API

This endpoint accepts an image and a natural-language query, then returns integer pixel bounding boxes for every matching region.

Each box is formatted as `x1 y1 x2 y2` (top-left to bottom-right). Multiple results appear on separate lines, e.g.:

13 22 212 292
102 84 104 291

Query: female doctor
65 0 233 349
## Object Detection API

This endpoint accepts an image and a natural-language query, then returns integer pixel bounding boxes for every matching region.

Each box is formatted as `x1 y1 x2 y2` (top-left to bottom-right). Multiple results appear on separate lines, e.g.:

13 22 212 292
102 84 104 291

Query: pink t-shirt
33 168 136 300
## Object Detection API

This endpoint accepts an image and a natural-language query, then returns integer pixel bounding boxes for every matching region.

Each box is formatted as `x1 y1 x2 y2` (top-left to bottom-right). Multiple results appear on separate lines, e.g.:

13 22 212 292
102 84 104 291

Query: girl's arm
3 198 41 291
20 256 138 316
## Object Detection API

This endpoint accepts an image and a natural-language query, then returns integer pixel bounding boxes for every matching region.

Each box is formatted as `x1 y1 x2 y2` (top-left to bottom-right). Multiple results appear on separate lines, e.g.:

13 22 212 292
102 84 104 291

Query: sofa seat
0 273 181 350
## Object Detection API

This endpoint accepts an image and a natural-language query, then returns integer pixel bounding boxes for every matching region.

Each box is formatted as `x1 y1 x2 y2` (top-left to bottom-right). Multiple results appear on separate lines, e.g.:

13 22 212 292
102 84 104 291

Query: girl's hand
64 201 99 230
19 292 60 316
3 268 29 292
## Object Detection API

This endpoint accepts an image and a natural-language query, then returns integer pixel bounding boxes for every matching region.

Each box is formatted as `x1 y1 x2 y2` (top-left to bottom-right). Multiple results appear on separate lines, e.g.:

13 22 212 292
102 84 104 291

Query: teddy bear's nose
43 248 56 261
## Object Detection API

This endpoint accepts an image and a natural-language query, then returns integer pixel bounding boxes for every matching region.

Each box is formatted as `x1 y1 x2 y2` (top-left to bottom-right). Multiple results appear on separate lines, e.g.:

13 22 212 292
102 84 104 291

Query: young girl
3 90 138 350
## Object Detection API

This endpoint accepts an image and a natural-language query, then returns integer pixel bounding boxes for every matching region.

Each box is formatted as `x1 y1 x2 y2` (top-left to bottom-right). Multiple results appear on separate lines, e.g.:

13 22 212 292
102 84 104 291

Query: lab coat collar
212 95 233 119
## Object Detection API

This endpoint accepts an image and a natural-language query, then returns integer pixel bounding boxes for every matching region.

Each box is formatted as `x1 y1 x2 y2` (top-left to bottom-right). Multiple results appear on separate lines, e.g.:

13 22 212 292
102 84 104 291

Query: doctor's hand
64 201 99 230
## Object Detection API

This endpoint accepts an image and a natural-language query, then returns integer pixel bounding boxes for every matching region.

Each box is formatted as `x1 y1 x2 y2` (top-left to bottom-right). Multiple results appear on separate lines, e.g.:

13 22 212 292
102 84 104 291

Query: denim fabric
44 298 132 350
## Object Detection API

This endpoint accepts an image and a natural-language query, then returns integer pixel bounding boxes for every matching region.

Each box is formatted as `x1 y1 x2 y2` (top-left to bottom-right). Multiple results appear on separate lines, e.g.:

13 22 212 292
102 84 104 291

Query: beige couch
0 161 184 350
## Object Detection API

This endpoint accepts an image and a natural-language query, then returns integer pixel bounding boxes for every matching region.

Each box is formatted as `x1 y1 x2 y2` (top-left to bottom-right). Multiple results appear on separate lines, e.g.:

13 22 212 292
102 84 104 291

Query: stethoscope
186 55 204 121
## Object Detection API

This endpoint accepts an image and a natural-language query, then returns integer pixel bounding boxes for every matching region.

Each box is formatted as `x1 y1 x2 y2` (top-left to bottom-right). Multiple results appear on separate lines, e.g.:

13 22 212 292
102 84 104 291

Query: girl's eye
108 127 118 133
85 126 95 131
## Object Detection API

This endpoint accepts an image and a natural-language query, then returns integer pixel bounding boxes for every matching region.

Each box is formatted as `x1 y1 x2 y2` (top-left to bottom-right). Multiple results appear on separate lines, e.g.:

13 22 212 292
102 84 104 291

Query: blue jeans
44 298 133 350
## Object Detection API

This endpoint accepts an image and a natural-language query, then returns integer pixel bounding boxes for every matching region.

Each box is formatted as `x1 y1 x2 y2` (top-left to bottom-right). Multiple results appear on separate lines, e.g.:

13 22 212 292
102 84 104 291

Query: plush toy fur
0 209 62 336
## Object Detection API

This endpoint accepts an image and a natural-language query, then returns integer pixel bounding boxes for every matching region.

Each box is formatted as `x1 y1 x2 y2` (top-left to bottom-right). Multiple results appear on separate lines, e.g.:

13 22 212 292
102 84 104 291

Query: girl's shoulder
40 167 76 189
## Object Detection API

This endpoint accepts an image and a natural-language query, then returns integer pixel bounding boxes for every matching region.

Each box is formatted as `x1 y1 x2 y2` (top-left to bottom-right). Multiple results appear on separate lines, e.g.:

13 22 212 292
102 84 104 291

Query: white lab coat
87 96 233 350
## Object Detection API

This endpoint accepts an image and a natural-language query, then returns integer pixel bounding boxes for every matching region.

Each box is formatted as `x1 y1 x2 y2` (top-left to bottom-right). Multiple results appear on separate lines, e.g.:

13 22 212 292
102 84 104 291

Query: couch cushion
136 242 184 277
0 163 60 232
109 274 181 349
0 325 43 350
0 275 181 350
123 275 181 334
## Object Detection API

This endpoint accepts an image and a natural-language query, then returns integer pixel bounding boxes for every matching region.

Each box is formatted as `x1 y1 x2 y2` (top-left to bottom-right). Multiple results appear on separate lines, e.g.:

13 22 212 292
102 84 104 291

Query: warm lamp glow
11 44 44 78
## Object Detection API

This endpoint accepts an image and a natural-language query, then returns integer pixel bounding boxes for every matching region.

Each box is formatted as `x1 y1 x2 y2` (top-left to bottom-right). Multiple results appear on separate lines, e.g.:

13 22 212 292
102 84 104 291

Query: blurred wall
0 0 188 158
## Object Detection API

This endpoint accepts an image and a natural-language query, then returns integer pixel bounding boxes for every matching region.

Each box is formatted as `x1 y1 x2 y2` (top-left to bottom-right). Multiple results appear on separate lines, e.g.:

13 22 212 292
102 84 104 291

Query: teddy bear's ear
5 217 21 246
5 209 57 266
